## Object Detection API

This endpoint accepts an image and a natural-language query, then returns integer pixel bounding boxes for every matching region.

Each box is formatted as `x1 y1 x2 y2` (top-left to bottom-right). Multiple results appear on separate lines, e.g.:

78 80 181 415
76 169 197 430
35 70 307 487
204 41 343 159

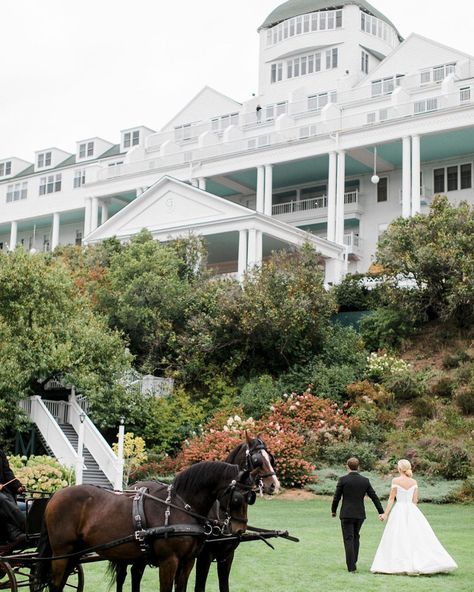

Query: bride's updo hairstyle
398 459 413 478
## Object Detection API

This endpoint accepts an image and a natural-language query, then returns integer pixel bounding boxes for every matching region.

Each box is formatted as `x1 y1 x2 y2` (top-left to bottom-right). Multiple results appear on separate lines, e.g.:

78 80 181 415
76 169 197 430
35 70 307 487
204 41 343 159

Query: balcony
343 232 362 259
272 190 361 222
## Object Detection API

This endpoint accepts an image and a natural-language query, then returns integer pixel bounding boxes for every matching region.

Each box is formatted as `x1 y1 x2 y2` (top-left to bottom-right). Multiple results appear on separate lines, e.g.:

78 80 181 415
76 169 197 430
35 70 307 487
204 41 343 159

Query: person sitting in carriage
0 447 26 549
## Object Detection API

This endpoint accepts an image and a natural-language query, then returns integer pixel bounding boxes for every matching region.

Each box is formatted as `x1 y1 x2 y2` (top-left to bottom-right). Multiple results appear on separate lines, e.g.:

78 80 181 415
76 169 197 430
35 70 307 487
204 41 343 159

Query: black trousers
340 518 365 571
0 491 26 540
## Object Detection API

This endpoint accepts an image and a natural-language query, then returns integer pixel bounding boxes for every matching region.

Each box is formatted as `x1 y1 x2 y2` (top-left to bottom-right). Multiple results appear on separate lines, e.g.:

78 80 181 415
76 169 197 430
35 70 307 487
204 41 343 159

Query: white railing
23 396 77 468
343 232 361 251
69 395 123 490
272 190 358 216
42 400 69 424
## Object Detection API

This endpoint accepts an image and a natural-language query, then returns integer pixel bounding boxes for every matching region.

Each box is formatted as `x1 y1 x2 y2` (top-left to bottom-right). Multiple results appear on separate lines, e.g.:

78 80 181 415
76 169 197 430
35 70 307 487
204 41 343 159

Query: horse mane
173 461 239 494
225 443 246 465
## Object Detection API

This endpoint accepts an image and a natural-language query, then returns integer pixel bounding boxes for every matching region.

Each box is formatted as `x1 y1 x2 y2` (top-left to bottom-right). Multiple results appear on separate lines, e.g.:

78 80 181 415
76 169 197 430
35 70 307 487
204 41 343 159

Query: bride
371 459 457 575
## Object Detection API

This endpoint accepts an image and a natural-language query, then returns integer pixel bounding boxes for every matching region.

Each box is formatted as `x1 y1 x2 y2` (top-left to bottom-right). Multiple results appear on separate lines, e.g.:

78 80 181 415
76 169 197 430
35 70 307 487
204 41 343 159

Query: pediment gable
358 34 473 85
86 176 253 242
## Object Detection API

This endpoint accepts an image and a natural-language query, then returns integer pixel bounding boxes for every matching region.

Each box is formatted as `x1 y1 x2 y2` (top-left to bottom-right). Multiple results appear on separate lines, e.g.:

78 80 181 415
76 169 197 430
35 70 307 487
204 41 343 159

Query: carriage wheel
24 563 84 592
0 562 18 592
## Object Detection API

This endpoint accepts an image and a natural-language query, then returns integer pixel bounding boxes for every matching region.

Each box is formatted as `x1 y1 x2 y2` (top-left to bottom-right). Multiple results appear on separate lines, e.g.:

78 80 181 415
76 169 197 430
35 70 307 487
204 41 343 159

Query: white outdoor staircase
19 394 123 490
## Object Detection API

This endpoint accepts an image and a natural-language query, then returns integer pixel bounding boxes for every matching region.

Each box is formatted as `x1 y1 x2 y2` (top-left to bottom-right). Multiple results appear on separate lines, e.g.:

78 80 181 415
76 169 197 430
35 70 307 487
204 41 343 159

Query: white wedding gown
371 485 458 575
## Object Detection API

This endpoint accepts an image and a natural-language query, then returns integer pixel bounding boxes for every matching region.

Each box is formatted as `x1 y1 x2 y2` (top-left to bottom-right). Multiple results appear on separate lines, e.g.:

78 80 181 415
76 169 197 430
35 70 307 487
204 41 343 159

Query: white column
256 166 265 213
255 230 263 266
238 229 248 279
247 228 257 268
411 135 421 215
9 221 18 250
101 201 109 224
264 164 273 216
51 212 60 251
115 418 125 491
198 177 206 190
327 151 337 242
90 196 99 232
75 416 85 486
335 151 346 244
190 178 199 188
84 198 92 236
402 136 412 218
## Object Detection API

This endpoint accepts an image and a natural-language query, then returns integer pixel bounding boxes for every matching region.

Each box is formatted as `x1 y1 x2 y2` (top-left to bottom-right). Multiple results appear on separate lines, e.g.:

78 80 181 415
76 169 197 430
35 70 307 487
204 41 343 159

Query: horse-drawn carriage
0 437 297 592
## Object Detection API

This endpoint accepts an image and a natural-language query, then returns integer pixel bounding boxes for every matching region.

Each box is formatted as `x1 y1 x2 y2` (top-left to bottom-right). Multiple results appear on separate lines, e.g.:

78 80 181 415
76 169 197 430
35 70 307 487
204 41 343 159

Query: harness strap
132 487 152 557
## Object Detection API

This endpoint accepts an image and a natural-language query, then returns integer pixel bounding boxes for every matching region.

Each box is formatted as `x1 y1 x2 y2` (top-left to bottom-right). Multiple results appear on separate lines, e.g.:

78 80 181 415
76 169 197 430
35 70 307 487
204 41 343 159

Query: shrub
437 446 472 480
429 375 455 399
237 374 280 418
8 455 74 495
366 352 411 382
319 440 380 471
442 349 471 369
333 275 372 311
454 385 474 415
112 432 148 486
384 369 427 401
448 477 474 503
411 396 437 419
360 307 414 351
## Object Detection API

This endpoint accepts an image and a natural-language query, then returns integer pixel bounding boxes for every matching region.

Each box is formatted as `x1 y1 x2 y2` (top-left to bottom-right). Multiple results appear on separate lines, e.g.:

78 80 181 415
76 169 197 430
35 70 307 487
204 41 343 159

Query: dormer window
420 63 456 85
0 161 12 177
124 130 140 148
79 142 94 159
37 151 52 168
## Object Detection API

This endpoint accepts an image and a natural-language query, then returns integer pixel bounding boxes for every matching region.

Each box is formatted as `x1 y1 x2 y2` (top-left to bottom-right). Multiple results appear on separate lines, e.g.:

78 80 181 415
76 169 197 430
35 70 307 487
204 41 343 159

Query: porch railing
272 190 358 216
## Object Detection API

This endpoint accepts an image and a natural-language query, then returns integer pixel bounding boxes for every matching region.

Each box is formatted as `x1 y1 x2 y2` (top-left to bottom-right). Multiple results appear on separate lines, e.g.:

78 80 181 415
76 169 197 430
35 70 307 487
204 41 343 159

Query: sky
1 0 474 162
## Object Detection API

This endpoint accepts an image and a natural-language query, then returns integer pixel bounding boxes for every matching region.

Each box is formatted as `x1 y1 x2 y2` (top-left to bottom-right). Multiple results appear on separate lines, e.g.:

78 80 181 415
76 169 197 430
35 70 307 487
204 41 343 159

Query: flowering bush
170 389 356 488
366 352 411 382
8 455 74 495
113 432 148 485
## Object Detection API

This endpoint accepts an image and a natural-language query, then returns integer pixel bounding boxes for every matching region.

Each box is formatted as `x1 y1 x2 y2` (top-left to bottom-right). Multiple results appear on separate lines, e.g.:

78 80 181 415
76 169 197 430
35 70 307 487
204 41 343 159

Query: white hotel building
1 0 474 283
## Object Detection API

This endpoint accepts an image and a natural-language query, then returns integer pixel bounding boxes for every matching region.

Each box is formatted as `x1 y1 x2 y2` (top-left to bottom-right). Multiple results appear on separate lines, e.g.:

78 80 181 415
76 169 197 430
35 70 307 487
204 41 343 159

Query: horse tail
106 561 127 591
32 521 52 592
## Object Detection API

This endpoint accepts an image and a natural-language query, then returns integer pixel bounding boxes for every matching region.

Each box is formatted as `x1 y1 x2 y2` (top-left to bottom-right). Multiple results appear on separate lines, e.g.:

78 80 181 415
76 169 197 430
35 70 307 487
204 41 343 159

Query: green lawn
82 497 472 592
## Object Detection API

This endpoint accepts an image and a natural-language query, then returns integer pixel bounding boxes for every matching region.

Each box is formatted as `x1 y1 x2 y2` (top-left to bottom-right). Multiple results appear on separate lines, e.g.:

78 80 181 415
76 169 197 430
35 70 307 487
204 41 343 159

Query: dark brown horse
32 462 252 592
194 434 279 592
113 434 279 592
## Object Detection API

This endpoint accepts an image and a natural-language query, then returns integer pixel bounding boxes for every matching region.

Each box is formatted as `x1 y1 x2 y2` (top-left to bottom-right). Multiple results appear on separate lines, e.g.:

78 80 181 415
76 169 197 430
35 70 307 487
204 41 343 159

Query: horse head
216 469 255 535
244 432 280 495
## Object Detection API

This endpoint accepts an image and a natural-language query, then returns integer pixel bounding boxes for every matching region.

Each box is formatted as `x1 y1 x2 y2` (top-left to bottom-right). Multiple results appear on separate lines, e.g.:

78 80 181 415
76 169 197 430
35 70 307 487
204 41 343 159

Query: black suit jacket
331 471 383 519
0 449 21 496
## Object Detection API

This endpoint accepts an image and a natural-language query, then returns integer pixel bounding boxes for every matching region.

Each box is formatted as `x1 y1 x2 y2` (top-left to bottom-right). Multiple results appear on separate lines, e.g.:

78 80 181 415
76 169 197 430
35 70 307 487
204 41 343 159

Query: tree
0 249 131 444
375 196 474 326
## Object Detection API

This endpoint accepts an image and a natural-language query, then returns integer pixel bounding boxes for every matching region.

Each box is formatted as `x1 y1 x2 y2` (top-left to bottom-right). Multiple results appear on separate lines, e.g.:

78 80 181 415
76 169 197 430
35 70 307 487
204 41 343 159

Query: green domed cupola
259 0 402 40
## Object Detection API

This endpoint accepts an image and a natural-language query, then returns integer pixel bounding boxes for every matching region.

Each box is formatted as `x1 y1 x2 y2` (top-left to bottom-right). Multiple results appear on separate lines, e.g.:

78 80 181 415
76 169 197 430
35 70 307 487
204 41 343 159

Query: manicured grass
81 497 472 592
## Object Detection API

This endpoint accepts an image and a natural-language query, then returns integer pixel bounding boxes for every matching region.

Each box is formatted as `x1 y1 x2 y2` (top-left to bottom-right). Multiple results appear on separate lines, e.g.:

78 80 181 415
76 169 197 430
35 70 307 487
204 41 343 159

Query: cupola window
267 9 342 46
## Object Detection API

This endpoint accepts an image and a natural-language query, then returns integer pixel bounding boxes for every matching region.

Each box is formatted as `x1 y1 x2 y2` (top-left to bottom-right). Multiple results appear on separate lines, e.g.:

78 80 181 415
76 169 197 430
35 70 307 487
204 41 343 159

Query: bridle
214 477 256 535
245 438 277 485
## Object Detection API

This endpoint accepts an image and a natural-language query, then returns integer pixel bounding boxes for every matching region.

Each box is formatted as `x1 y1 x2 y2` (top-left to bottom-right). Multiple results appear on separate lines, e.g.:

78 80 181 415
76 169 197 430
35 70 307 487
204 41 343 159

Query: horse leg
158 556 179 592
216 550 235 592
174 557 196 592
194 550 213 592
49 558 73 592
131 560 146 592
115 563 127 592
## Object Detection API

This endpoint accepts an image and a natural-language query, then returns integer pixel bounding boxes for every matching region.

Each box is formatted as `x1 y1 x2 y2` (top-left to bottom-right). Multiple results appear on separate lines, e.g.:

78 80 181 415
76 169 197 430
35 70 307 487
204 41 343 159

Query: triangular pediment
86 176 254 242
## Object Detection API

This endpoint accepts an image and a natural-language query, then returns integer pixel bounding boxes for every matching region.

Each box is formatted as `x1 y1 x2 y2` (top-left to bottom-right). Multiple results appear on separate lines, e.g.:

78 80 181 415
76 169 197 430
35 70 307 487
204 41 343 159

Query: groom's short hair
347 457 359 470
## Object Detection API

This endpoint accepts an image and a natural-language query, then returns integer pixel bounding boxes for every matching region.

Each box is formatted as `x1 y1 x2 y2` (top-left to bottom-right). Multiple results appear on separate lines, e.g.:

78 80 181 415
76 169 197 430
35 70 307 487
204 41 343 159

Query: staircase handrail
69 395 123 490
25 396 78 468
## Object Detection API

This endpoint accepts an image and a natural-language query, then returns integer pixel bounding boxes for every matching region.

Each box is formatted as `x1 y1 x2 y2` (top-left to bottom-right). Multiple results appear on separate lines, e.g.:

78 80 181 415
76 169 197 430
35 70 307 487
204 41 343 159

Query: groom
331 457 384 572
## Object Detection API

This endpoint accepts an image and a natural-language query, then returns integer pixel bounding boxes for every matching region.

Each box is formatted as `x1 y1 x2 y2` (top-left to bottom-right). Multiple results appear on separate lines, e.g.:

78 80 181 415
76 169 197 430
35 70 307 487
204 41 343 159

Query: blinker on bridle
246 440 276 479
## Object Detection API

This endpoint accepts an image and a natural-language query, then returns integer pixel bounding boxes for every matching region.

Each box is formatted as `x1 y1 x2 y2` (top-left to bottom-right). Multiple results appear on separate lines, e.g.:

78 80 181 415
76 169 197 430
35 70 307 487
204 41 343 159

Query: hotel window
271 63 283 83
124 130 140 148
73 169 86 188
211 112 239 131
420 62 456 85
0 161 12 176
377 177 388 202
267 9 342 45
265 102 288 121
326 48 338 69
79 142 94 158
361 50 369 74
174 124 192 142
414 98 438 114
308 91 337 111
75 230 83 246
371 75 403 97
39 174 62 195
433 164 471 193
6 182 27 202
37 151 52 168
460 87 471 102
